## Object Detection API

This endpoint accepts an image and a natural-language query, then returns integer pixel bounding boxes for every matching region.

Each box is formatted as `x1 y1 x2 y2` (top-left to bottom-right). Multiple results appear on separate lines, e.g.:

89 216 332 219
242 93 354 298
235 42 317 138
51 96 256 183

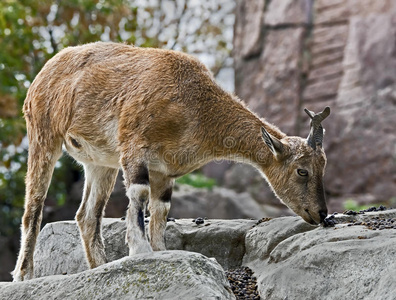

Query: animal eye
297 169 308 177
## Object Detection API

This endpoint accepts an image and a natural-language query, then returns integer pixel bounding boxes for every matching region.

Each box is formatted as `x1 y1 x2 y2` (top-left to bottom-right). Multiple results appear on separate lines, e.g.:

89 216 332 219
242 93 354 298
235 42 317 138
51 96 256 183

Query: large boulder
170 185 274 219
1 251 235 300
166 219 256 269
33 219 127 278
33 218 256 278
229 0 396 211
3 210 396 299
243 210 396 299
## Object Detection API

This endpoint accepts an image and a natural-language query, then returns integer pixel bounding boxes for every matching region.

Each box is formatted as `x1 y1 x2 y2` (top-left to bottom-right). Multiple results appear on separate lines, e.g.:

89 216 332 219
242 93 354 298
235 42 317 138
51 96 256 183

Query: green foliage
343 199 370 212
176 173 216 189
0 0 233 238
0 0 147 237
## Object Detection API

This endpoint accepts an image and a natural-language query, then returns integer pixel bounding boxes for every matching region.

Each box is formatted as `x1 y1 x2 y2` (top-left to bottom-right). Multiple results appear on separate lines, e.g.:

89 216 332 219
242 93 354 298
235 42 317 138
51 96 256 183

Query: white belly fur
64 121 120 168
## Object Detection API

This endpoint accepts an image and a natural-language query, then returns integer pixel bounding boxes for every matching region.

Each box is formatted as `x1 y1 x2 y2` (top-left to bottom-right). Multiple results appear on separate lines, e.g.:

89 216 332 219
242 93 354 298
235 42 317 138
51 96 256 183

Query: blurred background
0 0 395 281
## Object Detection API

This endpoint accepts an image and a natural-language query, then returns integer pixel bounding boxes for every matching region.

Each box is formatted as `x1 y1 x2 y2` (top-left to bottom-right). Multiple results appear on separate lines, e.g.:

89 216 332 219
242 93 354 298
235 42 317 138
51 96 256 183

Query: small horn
304 106 330 150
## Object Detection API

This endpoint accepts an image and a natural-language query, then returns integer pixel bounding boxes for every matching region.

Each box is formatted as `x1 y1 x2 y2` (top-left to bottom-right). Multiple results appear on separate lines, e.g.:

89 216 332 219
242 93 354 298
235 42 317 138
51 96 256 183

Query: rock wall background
205 0 396 212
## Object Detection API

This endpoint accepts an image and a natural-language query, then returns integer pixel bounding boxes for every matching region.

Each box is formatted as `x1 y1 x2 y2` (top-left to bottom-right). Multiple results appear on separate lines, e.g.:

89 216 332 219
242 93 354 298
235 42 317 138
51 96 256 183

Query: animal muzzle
319 209 328 223
304 208 328 225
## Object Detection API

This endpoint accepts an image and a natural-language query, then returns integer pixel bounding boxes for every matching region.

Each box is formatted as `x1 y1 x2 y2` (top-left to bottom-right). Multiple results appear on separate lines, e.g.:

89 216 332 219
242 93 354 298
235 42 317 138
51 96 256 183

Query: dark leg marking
135 165 150 185
160 187 173 203
21 258 29 270
23 203 43 238
137 208 145 234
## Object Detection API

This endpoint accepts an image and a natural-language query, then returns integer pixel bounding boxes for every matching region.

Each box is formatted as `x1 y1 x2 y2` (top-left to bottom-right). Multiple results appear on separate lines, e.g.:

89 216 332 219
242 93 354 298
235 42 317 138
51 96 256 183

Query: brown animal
13 42 330 281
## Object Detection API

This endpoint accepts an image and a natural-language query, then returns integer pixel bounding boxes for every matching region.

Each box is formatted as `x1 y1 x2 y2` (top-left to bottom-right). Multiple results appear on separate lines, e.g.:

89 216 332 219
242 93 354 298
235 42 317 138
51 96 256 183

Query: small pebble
336 205 395 231
256 217 272 225
346 217 395 231
225 267 260 300
323 214 337 227
194 217 205 225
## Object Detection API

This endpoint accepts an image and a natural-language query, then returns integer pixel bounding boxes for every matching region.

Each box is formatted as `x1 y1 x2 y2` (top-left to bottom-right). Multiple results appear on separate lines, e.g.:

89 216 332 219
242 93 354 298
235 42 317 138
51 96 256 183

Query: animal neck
209 96 286 168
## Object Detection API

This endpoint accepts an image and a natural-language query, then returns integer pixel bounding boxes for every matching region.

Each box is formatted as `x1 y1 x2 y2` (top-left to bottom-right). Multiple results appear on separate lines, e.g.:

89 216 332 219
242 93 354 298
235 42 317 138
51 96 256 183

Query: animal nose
319 210 328 223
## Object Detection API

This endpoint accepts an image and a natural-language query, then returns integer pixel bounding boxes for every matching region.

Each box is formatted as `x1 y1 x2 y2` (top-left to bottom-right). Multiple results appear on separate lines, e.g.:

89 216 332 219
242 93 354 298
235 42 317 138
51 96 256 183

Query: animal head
261 107 330 225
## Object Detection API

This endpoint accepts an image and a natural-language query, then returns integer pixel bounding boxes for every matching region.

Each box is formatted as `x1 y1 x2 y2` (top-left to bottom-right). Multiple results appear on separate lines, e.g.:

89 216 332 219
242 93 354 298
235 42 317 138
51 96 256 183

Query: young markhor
13 42 330 281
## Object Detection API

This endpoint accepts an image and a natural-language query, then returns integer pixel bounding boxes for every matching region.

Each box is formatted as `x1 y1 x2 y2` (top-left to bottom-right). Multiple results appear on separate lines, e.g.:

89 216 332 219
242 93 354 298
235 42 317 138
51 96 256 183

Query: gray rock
232 0 396 211
237 27 304 136
170 185 268 220
265 0 312 26
9 210 396 299
165 219 256 269
1 251 235 300
243 210 396 300
328 12 396 201
243 217 317 265
222 163 293 214
327 208 396 224
233 0 266 59
33 218 128 278
33 218 256 278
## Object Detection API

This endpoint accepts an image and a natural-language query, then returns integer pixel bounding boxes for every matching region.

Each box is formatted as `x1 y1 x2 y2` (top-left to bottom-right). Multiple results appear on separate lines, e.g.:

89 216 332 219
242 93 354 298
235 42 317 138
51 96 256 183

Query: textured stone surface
170 185 268 220
315 0 394 24
7 211 396 299
265 0 311 26
243 211 396 300
222 164 295 217
33 219 127 278
326 12 396 200
303 24 348 102
231 0 396 210
233 0 265 59
236 27 304 135
165 219 256 269
33 218 256 278
2 251 235 300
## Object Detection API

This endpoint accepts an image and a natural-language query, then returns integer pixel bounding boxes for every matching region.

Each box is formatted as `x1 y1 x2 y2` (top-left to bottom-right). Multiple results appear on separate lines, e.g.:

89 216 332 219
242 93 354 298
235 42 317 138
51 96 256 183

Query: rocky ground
324 206 396 229
231 0 396 214
2 208 396 299
225 266 260 300
190 217 261 299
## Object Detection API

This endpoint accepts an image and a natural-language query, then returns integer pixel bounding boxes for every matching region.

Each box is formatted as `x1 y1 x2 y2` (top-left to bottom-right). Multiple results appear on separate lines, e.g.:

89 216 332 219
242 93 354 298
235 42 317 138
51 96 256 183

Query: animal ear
261 127 283 158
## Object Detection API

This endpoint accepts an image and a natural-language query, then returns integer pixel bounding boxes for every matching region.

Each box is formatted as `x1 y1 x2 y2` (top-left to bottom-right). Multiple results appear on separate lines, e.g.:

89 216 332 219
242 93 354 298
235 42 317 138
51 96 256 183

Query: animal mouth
304 209 319 225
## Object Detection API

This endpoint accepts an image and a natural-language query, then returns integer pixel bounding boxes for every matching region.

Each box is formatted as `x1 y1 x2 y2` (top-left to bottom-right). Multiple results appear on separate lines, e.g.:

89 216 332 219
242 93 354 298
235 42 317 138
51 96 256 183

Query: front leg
123 162 153 255
148 172 174 251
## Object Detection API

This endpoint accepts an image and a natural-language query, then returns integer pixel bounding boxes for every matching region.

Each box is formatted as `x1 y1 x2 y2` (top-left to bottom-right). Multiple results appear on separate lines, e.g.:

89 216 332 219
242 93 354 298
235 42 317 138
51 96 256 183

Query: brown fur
13 42 328 281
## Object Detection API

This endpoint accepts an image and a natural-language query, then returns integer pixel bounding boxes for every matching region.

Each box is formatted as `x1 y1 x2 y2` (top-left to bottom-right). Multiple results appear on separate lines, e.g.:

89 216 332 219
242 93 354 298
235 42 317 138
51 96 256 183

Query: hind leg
148 172 173 251
75 164 118 269
13 139 62 281
121 151 153 255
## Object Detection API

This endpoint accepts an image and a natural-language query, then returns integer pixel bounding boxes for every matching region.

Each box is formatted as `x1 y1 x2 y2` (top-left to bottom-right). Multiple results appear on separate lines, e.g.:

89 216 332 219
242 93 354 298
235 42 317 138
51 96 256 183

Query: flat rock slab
243 211 396 300
0 251 235 300
166 219 256 269
33 218 256 278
